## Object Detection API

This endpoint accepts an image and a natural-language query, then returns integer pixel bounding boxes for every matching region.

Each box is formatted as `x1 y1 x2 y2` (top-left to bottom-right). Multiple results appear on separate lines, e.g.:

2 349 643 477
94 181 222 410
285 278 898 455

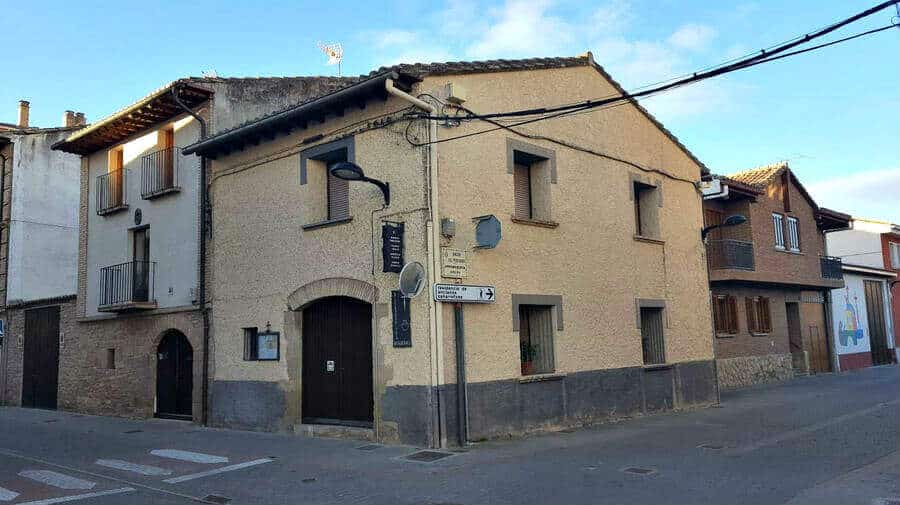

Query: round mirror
398 261 427 298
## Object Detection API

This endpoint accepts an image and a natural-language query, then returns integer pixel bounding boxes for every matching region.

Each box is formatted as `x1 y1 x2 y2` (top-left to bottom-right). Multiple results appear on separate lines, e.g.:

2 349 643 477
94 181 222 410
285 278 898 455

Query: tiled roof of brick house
727 161 789 189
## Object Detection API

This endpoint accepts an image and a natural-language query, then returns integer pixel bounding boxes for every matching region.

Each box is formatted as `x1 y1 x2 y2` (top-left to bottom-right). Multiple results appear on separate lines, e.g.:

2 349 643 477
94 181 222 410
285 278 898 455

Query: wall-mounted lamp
701 214 747 240
329 161 390 207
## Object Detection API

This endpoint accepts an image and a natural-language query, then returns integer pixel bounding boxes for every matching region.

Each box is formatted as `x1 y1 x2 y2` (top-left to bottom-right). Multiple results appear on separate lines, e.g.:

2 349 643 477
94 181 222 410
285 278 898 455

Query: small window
712 294 738 335
106 348 116 370
890 242 900 269
746 297 772 334
511 150 552 222
633 181 660 238
519 305 554 375
326 169 349 221
244 327 280 361
772 213 785 249
786 217 800 252
640 307 666 365
300 139 354 227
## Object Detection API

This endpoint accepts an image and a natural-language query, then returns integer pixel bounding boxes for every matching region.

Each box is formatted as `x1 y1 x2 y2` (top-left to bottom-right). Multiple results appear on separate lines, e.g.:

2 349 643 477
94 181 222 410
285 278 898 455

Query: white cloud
808 168 900 223
465 0 576 59
372 30 419 49
668 23 717 51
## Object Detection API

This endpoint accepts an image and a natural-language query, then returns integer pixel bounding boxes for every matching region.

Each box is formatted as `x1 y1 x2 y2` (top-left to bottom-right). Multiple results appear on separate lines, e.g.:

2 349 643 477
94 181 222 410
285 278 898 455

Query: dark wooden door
156 331 193 419
864 281 893 366
302 297 373 426
21 306 60 410
132 228 150 302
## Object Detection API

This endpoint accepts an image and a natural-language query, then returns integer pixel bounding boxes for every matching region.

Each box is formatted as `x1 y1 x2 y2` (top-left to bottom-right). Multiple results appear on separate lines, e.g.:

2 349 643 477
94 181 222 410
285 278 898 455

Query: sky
4 0 899 221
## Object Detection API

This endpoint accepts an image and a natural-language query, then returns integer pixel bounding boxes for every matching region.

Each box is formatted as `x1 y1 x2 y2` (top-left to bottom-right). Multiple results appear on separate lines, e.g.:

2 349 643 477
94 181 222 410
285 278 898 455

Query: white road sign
433 283 496 303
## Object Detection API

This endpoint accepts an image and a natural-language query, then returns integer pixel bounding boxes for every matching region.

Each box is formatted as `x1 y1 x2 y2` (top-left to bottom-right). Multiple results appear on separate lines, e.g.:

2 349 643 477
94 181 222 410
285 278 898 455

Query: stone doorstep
293 423 375 443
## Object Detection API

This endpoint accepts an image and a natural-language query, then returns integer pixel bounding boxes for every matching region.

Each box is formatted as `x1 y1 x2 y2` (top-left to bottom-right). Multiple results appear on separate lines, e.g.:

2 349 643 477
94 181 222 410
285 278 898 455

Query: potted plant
520 342 537 375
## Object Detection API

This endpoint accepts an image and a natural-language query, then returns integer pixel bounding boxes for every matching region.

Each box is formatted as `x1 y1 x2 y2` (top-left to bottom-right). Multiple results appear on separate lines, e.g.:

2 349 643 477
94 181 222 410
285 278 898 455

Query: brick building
702 162 850 390
0 101 85 409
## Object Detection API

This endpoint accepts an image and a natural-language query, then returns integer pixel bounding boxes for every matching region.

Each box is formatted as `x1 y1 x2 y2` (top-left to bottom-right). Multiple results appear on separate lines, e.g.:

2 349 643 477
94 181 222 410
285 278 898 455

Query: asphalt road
1 366 899 505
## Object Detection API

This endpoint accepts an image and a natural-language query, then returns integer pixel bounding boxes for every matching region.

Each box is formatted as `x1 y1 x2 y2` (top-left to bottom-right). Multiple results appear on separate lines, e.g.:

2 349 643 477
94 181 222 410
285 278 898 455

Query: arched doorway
156 330 193 420
302 296 373 427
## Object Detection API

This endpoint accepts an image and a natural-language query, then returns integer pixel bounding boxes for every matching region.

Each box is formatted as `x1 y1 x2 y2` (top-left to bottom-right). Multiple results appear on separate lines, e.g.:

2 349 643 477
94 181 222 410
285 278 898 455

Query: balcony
96 168 127 215
707 239 755 271
98 261 157 312
821 256 843 280
141 147 181 199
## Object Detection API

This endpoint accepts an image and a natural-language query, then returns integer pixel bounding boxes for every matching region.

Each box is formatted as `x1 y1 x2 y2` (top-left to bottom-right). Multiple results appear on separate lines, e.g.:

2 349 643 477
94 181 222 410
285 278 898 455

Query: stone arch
287 277 377 311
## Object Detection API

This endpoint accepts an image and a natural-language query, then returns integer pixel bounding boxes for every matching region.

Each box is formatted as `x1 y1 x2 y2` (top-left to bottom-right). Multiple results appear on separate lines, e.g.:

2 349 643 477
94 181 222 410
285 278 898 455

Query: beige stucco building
185 54 718 447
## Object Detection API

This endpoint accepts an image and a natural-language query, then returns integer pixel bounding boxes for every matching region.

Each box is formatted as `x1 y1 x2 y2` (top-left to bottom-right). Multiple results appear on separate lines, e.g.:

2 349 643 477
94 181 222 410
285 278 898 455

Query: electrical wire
413 1 900 124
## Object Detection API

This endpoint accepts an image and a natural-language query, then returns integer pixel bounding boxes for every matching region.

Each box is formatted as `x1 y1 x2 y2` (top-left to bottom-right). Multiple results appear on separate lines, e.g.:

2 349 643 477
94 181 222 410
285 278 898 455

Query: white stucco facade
830 270 895 370
5 129 80 304
826 219 892 269
83 116 201 316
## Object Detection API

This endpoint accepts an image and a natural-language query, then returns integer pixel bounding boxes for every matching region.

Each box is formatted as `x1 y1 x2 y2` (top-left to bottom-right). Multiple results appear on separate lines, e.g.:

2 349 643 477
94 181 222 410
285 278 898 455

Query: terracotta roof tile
367 56 590 78
726 161 789 189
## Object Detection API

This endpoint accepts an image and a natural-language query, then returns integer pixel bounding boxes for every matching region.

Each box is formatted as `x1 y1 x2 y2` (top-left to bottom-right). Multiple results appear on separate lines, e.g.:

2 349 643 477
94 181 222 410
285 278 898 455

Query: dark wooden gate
864 281 893 366
156 331 193 419
302 297 373 427
21 306 60 409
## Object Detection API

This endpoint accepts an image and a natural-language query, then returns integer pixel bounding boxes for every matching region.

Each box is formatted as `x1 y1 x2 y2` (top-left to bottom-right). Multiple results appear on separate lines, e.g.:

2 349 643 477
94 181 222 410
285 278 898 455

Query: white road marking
16 487 134 505
150 449 228 464
163 458 274 484
0 486 19 501
18 470 95 490
95 459 172 476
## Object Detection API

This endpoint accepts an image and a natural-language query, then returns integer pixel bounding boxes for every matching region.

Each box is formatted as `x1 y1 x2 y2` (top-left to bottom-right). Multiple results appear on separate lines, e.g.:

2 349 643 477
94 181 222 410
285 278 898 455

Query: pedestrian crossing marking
18 470 95 490
16 487 134 505
0 486 18 502
162 458 273 484
150 449 229 464
94 459 172 476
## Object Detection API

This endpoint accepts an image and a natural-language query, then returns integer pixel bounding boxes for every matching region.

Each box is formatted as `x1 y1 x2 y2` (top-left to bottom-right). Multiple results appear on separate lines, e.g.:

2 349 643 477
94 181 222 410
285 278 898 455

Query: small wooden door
864 281 893 366
156 331 193 419
302 297 373 426
132 228 150 302
786 302 803 354
160 127 175 187
640 307 666 365
21 306 60 410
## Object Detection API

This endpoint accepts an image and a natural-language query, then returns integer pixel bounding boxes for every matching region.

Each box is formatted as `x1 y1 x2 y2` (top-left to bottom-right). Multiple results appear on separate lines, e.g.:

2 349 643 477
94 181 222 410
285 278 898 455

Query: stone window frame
506 138 558 228
511 294 564 331
629 173 663 241
634 298 668 329
299 137 355 230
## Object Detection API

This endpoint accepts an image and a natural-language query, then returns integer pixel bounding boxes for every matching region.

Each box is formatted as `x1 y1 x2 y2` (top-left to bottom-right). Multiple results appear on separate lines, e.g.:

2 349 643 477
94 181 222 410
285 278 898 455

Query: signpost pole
454 302 468 446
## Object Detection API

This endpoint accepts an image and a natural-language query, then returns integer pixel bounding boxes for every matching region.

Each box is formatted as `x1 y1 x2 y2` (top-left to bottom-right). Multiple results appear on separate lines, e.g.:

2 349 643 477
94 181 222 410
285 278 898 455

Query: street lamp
701 214 747 240
329 161 390 207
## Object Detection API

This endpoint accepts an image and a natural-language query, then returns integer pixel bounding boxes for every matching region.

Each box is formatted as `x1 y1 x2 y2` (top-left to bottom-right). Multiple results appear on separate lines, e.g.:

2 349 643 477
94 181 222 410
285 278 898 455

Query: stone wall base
210 360 718 447
716 353 794 391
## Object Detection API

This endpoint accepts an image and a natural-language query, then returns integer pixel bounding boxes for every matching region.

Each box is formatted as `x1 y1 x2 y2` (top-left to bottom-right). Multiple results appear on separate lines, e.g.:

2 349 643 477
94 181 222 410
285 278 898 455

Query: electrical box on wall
441 218 456 238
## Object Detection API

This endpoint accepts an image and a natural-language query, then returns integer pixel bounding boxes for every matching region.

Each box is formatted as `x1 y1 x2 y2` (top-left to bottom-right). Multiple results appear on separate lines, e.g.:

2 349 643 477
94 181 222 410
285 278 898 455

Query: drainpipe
384 79 450 447
171 86 211 426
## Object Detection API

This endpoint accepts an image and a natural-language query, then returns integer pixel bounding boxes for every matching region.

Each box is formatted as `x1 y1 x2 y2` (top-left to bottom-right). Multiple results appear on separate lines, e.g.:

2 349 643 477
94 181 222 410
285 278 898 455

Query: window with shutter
787 217 800 251
746 297 772 334
519 305 554 375
713 294 738 335
513 163 532 219
890 242 900 269
772 213 785 249
327 170 349 220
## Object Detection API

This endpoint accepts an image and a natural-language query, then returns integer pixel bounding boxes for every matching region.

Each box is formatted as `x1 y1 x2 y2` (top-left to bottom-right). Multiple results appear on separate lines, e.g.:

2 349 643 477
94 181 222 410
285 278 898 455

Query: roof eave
183 71 414 159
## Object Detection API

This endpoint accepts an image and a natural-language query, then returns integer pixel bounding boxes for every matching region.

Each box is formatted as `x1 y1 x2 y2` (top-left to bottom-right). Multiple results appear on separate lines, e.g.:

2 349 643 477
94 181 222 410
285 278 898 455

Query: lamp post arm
363 177 390 207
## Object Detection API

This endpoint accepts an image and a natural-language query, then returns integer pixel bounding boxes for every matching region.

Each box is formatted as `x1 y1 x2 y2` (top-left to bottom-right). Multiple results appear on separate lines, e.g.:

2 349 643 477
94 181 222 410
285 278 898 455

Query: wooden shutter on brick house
327 171 349 220
513 163 532 219
746 296 772 333
713 294 738 335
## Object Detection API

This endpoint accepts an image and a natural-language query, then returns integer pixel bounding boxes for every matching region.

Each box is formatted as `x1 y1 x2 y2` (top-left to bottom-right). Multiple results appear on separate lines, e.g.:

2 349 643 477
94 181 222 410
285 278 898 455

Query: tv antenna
317 42 344 76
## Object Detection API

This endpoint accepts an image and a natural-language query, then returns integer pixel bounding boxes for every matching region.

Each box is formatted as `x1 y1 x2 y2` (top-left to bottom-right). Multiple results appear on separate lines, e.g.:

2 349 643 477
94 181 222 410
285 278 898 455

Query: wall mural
834 280 870 354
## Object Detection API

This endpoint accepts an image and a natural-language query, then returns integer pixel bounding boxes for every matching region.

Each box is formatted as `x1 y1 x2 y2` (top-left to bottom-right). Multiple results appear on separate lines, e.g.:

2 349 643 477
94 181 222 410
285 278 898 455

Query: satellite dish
398 262 426 298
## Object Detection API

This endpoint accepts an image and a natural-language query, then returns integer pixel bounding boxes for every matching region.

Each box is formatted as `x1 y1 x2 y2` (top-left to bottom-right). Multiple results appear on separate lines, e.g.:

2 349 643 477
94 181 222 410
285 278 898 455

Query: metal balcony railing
141 147 181 198
821 256 843 280
707 239 755 271
96 168 126 214
99 261 156 308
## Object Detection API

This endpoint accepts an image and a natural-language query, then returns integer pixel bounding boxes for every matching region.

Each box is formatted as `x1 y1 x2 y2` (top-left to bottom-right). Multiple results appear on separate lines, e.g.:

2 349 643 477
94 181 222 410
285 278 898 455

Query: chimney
63 110 77 127
17 100 29 128
75 112 86 126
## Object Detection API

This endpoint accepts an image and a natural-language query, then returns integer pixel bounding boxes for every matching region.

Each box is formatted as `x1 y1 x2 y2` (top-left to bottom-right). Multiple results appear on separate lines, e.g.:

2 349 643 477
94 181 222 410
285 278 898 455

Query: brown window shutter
704 209 724 240
513 163 532 219
727 296 738 334
712 295 722 333
327 170 349 220
746 297 757 333
760 297 771 332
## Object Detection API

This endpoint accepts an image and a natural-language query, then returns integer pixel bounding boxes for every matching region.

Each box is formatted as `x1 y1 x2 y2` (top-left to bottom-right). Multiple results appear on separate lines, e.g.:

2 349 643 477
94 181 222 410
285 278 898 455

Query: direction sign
433 283 496 304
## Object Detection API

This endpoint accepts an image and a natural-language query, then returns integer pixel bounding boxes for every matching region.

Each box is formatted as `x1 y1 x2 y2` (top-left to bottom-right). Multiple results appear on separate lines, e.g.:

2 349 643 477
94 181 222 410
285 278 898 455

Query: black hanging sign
391 290 412 348
382 222 404 273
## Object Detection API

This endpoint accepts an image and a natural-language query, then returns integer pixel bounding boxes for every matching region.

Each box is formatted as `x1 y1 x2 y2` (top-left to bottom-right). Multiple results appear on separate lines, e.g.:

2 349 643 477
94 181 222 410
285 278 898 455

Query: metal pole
454 302 468 446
